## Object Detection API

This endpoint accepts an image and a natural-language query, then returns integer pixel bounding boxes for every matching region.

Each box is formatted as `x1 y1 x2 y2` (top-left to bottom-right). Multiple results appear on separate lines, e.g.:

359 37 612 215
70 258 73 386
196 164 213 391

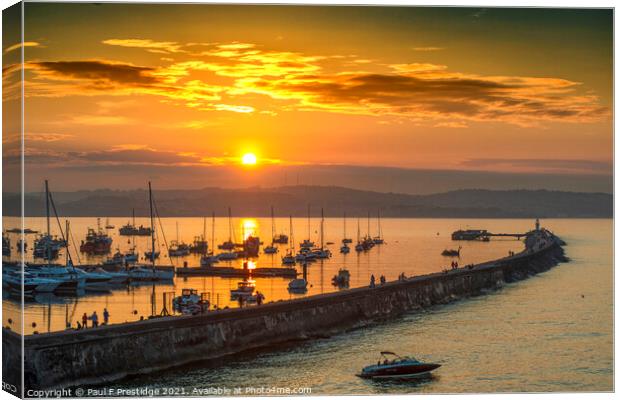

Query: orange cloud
4 41 42 54
16 41 610 126
102 39 186 54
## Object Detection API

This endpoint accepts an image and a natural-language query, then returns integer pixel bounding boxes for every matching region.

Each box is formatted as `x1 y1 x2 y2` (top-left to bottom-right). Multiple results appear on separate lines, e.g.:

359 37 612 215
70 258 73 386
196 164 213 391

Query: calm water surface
3 218 613 392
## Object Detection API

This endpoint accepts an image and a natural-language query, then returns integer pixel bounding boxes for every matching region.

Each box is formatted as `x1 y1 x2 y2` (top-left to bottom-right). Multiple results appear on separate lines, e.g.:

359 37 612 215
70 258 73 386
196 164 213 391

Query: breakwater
3 230 567 392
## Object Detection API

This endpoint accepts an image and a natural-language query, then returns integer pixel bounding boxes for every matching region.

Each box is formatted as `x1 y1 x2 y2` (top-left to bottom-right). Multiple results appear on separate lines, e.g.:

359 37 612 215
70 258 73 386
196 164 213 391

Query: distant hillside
3 186 613 218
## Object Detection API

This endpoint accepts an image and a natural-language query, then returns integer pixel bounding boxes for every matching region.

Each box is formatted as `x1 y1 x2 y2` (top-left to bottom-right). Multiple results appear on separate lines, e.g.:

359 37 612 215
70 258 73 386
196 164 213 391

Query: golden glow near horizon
3 4 611 190
241 153 258 166
242 219 258 240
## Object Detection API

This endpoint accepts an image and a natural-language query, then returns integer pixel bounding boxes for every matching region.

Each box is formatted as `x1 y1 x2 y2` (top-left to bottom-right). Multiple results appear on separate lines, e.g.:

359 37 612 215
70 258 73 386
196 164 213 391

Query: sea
2 218 613 393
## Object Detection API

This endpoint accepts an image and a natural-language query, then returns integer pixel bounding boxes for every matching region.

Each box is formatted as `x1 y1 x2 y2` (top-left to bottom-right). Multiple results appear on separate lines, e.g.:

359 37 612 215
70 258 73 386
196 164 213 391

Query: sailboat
281 216 296 265
201 212 219 266
355 218 364 252
342 212 352 244
128 182 174 281
168 222 190 257
105 218 115 230
217 208 237 260
299 204 315 249
263 206 278 254
341 212 351 253
28 181 86 293
312 208 331 259
288 261 308 293
362 211 375 250
373 209 385 244
190 217 209 254
124 226 139 262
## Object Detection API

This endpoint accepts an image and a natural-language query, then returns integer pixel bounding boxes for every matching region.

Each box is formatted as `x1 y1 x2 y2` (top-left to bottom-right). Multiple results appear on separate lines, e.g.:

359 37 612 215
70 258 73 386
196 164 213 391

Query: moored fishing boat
230 279 255 300
119 209 152 236
80 220 112 255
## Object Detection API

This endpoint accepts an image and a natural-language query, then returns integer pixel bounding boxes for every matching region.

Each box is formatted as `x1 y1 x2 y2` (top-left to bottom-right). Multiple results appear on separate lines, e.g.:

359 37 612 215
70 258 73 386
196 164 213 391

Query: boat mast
357 218 360 243
65 220 70 266
45 180 51 266
148 181 155 268
377 209 382 239
202 216 207 256
228 207 232 242
271 206 275 242
307 204 311 241
367 211 370 239
343 212 346 239
289 215 294 254
321 208 325 249
211 211 215 256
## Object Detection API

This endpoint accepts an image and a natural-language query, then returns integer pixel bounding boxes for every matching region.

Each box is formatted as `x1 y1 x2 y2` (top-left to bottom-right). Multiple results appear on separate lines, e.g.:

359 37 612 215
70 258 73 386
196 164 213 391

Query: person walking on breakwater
256 292 264 306
91 311 99 328
82 313 88 329
103 308 110 325
380 275 386 285
370 274 376 288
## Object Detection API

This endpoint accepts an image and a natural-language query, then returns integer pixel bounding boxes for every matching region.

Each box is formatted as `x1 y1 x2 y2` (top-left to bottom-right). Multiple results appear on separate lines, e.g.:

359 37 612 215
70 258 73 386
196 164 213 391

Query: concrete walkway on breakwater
3 229 567 392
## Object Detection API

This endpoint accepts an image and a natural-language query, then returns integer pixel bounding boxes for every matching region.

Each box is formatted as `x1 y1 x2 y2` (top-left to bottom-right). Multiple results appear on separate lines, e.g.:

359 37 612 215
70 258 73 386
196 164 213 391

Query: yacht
4 270 61 293
75 268 113 289
28 264 86 293
263 206 279 254
128 266 174 282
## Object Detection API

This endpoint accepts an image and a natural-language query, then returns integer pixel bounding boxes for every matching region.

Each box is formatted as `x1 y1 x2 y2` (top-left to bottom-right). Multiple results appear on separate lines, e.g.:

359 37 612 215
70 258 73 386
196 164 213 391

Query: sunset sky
2 4 613 193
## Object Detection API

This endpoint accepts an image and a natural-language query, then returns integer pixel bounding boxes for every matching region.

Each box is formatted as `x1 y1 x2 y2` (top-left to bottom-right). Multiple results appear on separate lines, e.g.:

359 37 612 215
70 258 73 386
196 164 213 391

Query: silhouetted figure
103 308 110 325
370 274 376 288
82 313 88 329
91 311 99 328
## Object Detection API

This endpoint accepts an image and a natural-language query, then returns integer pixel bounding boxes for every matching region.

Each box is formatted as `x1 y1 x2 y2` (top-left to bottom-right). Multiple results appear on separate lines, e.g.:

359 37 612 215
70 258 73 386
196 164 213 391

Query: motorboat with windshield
357 352 441 380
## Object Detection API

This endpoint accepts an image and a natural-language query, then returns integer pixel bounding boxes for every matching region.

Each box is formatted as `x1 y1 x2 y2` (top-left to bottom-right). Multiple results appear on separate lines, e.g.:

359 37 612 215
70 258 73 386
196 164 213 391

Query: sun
241 153 257 165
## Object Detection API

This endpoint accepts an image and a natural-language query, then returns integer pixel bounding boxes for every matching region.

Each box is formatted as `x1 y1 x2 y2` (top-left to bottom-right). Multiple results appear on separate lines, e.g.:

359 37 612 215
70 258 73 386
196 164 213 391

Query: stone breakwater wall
4 232 567 391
